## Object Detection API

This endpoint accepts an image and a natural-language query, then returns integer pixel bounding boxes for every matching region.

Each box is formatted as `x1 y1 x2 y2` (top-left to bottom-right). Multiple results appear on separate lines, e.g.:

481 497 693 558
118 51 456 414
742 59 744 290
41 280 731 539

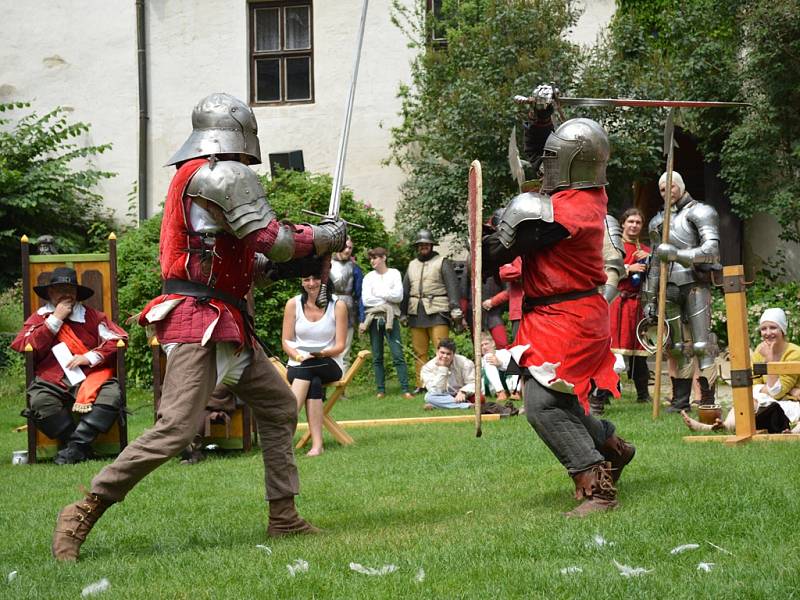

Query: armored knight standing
644 170 721 412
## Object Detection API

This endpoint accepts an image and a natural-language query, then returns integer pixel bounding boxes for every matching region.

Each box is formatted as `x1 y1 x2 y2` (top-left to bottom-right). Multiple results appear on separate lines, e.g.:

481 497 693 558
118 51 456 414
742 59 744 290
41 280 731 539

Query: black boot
54 405 118 465
697 377 716 405
666 378 693 413
589 390 609 416
33 408 76 446
631 356 652 403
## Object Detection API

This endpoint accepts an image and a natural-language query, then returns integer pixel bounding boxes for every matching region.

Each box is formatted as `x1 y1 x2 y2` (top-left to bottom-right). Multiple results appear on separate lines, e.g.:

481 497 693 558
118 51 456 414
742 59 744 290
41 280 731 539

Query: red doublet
11 307 127 387
609 240 651 356
139 159 315 346
516 187 620 412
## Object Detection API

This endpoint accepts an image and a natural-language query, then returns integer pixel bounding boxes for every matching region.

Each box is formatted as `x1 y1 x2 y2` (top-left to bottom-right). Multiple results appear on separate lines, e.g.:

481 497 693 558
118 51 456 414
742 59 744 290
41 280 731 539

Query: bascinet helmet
167 93 262 166
185 160 276 239
541 118 609 193
414 229 437 246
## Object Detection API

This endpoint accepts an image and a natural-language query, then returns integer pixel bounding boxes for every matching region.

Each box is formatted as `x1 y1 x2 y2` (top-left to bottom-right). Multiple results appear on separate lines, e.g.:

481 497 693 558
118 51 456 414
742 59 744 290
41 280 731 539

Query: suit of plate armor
643 192 721 406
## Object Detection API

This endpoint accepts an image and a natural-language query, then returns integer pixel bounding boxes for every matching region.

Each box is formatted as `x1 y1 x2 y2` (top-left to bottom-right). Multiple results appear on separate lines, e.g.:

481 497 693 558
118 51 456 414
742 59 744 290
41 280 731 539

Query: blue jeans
369 318 411 393
425 392 472 409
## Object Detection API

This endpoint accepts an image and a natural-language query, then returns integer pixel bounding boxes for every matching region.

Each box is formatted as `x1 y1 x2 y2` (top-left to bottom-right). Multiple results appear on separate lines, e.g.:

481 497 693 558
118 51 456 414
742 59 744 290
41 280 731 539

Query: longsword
316 0 369 308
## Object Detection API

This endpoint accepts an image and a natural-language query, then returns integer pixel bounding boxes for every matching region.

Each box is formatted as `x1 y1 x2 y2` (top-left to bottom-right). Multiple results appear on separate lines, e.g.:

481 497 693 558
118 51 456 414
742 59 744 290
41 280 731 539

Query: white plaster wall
0 0 139 225
744 213 800 280
570 0 615 46
145 0 413 227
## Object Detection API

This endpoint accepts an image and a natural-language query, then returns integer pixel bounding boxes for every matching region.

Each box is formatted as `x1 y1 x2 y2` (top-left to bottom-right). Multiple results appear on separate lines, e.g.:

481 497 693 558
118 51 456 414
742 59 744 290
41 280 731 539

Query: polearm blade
329 0 369 218
468 160 483 438
513 95 750 109
317 0 368 308
652 107 677 420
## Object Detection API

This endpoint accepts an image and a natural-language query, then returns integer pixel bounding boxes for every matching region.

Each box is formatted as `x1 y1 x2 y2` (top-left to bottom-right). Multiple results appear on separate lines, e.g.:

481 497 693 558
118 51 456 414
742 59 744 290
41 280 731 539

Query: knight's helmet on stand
541 118 609 193
166 93 262 166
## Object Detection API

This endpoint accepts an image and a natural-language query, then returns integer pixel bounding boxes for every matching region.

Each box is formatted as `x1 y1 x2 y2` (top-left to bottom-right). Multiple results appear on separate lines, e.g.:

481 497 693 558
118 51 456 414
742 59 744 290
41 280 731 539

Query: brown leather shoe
564 462 618 518
402 392 414 400
600 434 635 484
267 496 321 537
52 492 113 561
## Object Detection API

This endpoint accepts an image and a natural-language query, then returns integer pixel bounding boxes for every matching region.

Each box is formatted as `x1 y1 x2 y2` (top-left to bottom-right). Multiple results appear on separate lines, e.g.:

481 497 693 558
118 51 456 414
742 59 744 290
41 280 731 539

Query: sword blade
556 97 750 109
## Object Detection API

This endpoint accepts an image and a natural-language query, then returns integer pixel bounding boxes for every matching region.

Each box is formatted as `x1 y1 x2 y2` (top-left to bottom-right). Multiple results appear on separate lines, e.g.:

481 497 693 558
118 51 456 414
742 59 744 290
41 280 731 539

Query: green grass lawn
1 369 798 599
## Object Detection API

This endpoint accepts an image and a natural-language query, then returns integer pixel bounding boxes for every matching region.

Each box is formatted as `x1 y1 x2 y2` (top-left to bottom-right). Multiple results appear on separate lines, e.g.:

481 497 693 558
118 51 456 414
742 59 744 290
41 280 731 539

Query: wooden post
721 265 755 441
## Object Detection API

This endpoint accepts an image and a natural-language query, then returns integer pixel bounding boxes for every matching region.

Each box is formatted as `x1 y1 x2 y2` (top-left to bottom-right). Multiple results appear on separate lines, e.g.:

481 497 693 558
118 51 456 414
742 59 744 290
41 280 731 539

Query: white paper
287 559 309 577
560 566 583 575
414 568 425 583
52 342 86 385
697 562 715 572
613 559 653 578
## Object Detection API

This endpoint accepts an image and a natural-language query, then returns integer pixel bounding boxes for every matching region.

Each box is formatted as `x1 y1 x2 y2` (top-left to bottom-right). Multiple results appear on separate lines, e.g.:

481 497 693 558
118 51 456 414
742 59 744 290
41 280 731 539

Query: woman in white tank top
281 274 348 456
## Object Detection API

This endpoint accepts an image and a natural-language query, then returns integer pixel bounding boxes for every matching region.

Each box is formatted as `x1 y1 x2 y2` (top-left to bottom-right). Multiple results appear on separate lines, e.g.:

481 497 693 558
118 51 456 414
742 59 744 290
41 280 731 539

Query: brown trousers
91 343 299 503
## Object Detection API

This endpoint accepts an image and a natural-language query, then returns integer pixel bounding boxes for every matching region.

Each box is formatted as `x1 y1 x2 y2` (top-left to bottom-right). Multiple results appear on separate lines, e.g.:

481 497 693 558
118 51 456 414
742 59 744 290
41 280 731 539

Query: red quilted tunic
609 240 650 356
138 159 315 346
516 187 620 412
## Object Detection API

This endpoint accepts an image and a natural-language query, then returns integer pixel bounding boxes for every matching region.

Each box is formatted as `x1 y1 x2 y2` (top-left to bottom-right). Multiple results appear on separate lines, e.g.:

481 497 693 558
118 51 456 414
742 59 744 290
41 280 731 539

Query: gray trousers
524 376 615 474
28 377 121 418
91 342 299 503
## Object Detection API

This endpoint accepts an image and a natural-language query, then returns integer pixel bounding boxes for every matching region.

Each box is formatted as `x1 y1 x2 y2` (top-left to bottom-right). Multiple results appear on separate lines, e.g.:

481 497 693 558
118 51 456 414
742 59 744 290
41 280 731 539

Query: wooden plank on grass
295 414 502 431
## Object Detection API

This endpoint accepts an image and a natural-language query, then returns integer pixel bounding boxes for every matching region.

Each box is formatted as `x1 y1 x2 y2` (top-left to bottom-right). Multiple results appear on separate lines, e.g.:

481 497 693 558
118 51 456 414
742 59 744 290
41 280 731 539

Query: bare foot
681 410 713 432
306 447 324 457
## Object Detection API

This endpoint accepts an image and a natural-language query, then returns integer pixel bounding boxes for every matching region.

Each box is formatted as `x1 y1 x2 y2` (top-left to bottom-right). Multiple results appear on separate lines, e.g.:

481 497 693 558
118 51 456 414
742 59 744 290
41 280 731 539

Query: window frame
249 0 315 106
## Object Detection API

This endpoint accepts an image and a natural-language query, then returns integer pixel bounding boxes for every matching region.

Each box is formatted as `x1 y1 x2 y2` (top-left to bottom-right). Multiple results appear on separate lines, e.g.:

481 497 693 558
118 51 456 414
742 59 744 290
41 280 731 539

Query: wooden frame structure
684 265 800 444
20 233 128 462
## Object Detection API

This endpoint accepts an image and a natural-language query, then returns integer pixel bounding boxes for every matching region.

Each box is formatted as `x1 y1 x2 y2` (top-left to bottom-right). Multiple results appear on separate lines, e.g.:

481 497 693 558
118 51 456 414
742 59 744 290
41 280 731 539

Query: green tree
389 0 581 245
0 102 117 286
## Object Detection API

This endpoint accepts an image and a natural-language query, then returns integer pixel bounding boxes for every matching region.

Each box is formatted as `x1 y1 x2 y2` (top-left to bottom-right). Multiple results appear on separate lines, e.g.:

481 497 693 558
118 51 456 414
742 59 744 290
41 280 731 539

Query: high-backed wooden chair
151 341 253 451
270 349 371 449
20 234 128 462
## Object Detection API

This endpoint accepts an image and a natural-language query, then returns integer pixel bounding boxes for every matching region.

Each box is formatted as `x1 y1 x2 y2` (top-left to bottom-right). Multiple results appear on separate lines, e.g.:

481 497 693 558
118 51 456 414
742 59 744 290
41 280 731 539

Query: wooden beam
752 361 800 376
295 414 503 431
684 433 800 444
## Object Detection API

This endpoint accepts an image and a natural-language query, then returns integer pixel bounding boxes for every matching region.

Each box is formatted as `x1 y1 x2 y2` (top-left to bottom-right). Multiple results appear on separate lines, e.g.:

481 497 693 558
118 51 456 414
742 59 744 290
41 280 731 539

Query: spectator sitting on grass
682 307 800 434
420 338 475 410
480 332 520 402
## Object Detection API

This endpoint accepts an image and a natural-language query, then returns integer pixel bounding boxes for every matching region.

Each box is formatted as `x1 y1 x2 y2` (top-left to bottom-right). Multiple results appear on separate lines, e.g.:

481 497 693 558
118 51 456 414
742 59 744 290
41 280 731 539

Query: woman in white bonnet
683 307 800 433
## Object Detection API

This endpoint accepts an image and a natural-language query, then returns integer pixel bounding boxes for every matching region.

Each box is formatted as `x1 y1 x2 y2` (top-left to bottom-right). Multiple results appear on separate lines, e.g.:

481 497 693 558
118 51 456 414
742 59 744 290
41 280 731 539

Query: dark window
269 150 305 173
250 1 314 105
426 0 447 45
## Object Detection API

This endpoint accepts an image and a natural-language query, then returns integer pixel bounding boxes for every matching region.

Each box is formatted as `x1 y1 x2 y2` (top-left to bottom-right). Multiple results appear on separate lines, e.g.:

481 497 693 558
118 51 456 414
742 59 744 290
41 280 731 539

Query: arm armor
311 218 347 255
185 160 276 239
675 204 721 267
496 192 554 249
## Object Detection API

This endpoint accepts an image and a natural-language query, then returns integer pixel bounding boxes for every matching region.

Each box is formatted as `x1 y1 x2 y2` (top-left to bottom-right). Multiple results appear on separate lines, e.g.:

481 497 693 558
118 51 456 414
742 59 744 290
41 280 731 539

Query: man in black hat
401 229 463 394
11 267 128 465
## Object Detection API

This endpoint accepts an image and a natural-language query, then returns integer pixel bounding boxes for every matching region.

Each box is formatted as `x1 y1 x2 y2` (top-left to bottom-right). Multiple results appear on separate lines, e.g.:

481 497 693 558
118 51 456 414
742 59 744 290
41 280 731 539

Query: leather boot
33 409 76 447
600 434 635 484
52 492 113 561
589 390 607 416
631 357 652 403
666 378 693 413
698 377 716 405
267 497 321 537
564 462 618 518
55 405 118 465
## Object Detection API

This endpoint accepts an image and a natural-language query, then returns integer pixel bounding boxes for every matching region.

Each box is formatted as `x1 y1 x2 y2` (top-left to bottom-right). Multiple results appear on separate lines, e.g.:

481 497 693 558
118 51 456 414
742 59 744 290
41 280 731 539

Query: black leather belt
522 288 598 312
162 279 247 312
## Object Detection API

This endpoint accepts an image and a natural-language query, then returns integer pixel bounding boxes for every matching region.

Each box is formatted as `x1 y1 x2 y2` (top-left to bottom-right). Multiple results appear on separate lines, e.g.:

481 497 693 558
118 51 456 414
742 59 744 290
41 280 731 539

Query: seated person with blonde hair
683 308 800 434
480 332 519 401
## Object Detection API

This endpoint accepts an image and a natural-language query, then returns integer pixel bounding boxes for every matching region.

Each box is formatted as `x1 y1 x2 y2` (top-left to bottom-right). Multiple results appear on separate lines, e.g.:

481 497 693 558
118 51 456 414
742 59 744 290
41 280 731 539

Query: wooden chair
270 349 371 449
20 234 128 463
151 341 253 451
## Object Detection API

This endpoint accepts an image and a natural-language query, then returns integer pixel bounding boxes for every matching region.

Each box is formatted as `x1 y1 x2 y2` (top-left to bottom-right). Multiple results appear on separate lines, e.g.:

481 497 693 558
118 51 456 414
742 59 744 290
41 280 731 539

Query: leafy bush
117 168 392 387
711 272 800 348
0 102 118 287
0 281 23 371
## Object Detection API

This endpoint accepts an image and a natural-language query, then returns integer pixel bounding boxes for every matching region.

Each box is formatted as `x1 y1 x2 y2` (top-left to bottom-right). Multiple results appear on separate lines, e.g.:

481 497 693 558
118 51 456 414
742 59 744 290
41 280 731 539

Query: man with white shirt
359 247 413 398
11 267 128 465
421 338 476 409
